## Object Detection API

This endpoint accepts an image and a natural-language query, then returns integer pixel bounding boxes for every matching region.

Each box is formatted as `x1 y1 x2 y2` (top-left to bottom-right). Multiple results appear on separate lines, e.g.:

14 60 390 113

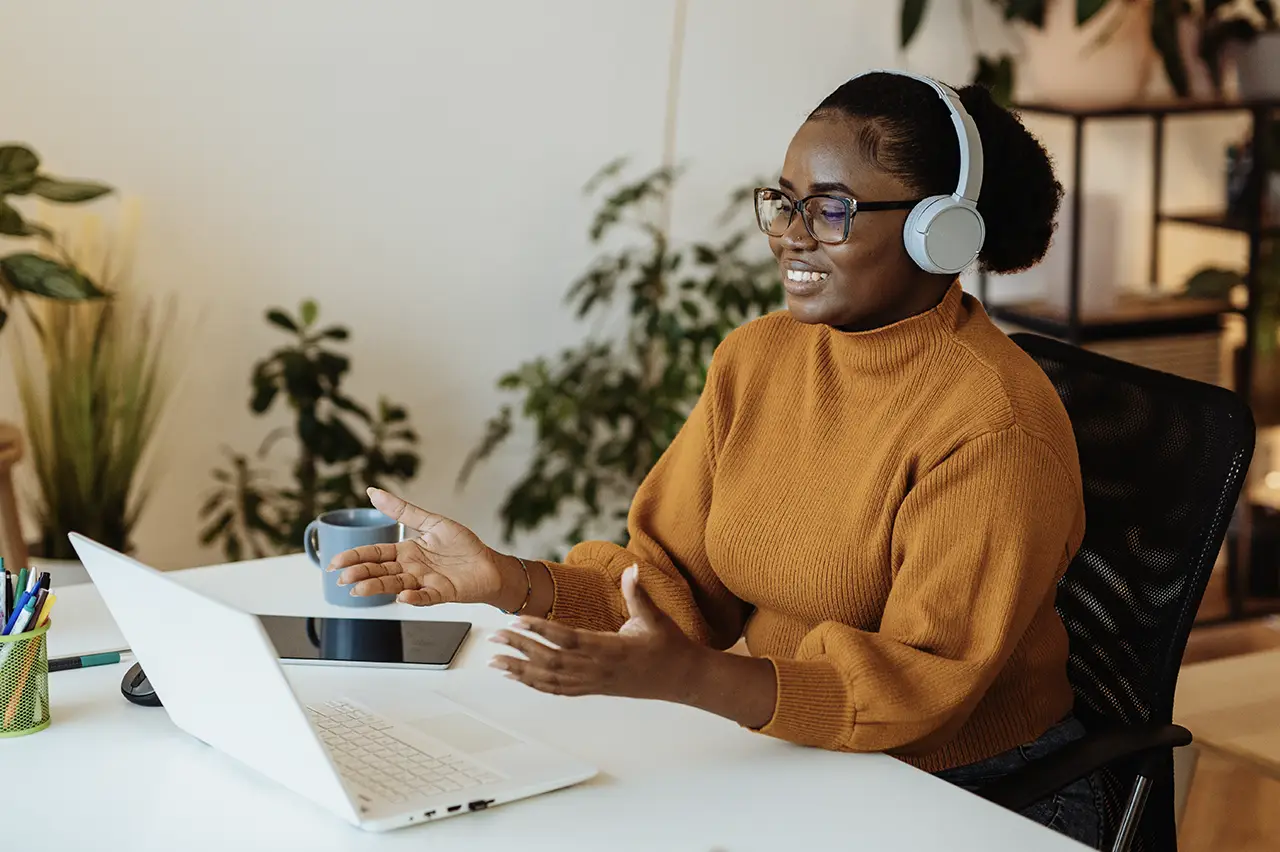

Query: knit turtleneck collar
818 279 966 373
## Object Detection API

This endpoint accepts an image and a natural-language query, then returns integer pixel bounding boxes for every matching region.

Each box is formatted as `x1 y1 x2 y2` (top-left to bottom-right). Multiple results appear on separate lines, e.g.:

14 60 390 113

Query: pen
48 650 125 673
1 570 8 625
14 568 27 602
2 588 32 635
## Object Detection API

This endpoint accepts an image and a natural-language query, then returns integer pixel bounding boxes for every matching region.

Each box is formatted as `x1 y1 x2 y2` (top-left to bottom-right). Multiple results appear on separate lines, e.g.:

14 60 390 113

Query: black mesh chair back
1012 333 1255 852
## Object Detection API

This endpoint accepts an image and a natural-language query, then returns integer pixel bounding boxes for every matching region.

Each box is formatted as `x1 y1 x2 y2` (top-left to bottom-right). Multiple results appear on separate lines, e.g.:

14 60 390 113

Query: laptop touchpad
416 712 520 753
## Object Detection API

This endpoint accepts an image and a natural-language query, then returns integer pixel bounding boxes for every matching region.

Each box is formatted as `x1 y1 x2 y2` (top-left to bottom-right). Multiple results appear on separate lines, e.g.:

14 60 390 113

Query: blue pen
2 588 33 635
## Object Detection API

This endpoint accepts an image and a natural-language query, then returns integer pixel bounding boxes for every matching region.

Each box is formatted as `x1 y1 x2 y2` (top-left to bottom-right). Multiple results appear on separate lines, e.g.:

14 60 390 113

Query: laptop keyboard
306 700 504 804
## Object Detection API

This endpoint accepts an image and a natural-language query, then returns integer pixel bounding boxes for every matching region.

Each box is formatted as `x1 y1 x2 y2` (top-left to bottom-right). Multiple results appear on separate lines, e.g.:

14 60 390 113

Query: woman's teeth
786 269 828 283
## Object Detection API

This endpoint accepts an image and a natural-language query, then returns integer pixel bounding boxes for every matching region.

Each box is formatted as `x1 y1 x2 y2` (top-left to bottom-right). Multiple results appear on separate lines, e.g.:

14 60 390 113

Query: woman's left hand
489 565 705 702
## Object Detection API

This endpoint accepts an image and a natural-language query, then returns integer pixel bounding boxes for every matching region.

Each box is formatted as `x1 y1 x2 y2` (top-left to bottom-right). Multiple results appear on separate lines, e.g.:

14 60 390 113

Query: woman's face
768 115 950 331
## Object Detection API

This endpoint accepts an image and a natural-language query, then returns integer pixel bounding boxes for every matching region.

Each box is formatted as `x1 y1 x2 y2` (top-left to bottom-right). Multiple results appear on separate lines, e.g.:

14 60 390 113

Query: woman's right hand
328 488 526 609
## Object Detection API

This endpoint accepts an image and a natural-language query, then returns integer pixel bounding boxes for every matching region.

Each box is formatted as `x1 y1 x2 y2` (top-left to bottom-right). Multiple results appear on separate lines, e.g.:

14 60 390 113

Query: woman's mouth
783 267 829 295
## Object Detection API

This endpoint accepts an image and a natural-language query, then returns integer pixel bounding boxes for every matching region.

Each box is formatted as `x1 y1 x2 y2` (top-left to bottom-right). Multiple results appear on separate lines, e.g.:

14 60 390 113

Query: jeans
935 715 1104 850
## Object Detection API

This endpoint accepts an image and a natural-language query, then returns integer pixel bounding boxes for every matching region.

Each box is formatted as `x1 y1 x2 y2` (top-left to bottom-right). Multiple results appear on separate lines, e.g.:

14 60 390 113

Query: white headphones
848 69 986 275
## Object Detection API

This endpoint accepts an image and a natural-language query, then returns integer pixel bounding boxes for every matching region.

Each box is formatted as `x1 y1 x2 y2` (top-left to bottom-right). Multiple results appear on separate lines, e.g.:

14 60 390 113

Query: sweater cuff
757 656 854 749
544 553 628 632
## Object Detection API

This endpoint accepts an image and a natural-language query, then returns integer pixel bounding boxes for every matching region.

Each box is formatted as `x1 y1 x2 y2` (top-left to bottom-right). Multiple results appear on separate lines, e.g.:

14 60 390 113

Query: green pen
47 650 127 673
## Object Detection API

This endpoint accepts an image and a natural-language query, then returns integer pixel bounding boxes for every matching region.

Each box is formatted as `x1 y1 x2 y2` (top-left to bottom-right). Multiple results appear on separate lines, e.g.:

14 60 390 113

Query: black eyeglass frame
753 187 923 245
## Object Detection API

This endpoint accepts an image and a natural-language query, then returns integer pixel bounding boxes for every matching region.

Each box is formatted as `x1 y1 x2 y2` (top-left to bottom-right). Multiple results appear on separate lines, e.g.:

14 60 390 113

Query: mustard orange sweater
545 281 1084 772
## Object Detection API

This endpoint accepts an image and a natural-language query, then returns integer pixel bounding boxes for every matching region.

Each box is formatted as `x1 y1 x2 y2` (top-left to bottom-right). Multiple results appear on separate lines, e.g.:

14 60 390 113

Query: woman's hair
810 72 1062 275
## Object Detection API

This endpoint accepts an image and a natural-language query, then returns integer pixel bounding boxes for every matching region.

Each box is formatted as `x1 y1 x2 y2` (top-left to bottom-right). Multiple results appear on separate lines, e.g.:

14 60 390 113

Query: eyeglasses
753 187 922 245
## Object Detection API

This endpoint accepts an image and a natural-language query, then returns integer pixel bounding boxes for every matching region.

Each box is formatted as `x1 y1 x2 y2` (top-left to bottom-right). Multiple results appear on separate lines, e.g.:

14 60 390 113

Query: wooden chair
0 423 29 572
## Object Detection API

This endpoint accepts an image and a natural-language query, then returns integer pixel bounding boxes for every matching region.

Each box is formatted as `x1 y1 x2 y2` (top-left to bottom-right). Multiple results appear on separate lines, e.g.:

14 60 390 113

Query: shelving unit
977 96 1280 623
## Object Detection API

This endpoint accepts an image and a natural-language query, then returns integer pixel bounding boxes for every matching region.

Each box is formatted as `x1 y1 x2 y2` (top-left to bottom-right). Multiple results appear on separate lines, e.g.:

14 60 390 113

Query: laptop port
468 799 495 811
447 805 462 813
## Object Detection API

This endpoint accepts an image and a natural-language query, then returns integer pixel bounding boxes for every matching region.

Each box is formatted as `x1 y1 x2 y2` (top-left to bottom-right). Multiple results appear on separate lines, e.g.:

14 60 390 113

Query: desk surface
1176 647 1280 780
11 555 1084 851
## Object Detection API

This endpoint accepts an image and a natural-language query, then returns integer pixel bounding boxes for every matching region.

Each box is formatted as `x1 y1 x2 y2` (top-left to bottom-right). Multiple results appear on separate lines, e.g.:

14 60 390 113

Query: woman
331 71 1102 846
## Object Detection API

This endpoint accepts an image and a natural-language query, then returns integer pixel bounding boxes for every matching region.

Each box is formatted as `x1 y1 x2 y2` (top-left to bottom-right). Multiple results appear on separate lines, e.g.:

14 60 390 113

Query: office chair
972 333 1256 852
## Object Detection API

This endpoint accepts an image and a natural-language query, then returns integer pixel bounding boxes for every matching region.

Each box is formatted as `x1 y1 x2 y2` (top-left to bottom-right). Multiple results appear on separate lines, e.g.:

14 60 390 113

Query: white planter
1015 0 1156 107
27 554 91 587
1238 31 1280 99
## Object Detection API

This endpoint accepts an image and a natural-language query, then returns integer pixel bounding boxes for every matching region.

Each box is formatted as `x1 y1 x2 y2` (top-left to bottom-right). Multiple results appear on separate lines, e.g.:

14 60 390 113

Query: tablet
257 615 471 670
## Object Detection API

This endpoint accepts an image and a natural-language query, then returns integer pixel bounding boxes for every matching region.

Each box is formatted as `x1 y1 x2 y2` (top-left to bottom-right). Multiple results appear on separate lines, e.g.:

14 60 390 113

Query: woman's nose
780 209 817 250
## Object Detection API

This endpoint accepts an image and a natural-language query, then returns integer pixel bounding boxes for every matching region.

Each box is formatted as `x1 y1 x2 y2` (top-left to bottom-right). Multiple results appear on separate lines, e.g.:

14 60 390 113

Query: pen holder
0 621 50 737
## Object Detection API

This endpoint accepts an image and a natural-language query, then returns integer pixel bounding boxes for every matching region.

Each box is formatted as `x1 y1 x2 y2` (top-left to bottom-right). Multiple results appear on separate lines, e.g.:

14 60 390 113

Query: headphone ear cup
902 196 986 275
902 196 949 274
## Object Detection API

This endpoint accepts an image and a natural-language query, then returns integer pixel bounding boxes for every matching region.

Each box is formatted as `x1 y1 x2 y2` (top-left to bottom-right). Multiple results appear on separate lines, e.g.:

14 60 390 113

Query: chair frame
972 334 1256 852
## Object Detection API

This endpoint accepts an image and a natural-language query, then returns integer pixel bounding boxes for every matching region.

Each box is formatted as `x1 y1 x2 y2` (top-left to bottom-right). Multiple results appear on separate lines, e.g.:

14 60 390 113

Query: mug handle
305 617 321 648
304 520 322 568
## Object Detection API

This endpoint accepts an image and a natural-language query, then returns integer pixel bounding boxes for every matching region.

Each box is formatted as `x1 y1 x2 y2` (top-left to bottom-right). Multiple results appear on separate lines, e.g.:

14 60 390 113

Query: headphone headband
847 69 983 204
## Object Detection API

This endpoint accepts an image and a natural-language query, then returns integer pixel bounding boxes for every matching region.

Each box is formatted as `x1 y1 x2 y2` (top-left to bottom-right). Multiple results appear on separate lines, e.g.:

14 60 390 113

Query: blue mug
304 508 402 607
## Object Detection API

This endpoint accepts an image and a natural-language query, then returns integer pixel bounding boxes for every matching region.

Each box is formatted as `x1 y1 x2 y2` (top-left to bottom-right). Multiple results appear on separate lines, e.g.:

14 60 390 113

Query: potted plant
12 206 175 584
1198 0 1279 97
900 0 1194 106
200 300 421 561
456 160 781 554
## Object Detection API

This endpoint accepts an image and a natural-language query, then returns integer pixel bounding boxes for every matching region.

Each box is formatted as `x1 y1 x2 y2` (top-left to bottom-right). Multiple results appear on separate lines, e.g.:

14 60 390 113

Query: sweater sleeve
757 424 1084 754
541 351 751 650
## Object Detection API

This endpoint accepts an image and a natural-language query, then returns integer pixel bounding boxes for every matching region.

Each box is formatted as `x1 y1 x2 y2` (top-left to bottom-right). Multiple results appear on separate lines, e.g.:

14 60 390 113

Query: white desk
10 555 1084 851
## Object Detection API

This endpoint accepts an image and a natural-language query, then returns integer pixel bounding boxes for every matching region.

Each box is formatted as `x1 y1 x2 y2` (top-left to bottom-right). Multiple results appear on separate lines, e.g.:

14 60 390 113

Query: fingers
367 487 445 534
491 628 593 673
490 655 589 696
620 564 659 626
512 617 587 651
350 571 421 598
329 543 399 572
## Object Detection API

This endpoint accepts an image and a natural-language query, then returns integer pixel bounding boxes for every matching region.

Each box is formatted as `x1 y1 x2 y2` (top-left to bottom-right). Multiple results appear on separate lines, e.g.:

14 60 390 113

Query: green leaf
0 202 53 240
388 452 418 479
319 326 349 340
266 309 297 332
251 380 279 414
300 299 319 326
200 509 235 545
0 252 106 299
974 54 1016 107
900 0 929 47
1076 0 1108 25
28 177 112 203
331 394 371 422
0 146 39 179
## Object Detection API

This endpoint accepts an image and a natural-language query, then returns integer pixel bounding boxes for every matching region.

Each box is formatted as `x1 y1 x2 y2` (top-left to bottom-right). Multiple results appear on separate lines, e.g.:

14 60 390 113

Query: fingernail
489 657 509 671
514 619 530 631
488 634 509 645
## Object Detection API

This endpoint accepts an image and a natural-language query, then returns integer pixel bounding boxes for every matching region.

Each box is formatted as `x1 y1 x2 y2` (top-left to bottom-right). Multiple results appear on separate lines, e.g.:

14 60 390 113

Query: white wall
0 1 1253 568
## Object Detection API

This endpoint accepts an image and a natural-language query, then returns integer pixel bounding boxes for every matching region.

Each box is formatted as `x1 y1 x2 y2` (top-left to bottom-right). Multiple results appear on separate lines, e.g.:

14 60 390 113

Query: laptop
69 534 597 831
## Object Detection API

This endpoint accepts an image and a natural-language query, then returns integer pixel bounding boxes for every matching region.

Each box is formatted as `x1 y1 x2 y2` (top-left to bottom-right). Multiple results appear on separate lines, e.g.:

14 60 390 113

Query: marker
14 568 27 603
34 593 54 628
48 650 125 673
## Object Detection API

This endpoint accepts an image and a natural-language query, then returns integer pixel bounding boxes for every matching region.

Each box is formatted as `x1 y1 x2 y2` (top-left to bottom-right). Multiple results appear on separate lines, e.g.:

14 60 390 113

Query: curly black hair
810 72 1063 275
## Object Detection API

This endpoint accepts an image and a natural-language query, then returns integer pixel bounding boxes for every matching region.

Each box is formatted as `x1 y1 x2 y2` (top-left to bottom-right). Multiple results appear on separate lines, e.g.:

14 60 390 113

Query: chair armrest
972 723 1192 812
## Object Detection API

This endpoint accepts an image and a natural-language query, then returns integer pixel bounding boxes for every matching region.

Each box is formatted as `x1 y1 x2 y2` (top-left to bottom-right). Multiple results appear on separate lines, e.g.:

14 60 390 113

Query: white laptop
69 534 597 832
